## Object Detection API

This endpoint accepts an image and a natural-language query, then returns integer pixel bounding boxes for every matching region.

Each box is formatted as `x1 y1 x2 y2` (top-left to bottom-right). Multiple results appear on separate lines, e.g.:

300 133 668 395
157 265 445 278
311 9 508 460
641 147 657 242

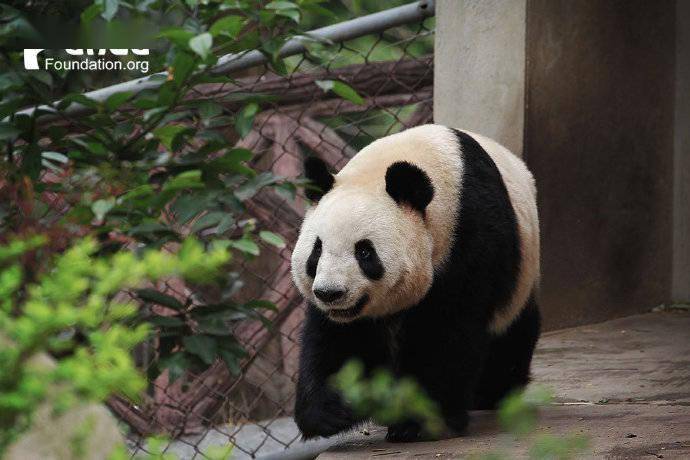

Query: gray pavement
164 309 690 459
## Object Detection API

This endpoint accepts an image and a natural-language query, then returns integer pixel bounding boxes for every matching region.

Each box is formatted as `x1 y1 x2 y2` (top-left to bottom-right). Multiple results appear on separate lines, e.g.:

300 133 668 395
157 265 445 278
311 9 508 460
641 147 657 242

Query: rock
5 403 124 460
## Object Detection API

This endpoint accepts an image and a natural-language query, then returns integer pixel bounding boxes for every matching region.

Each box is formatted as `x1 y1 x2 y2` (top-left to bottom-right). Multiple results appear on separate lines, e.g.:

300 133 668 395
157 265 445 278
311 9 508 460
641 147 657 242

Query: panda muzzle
327 294 369 320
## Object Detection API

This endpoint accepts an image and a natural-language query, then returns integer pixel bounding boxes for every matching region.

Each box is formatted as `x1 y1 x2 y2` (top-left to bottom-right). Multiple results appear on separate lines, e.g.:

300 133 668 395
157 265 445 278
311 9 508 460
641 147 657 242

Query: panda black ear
304 157 335 202
385 161 434 214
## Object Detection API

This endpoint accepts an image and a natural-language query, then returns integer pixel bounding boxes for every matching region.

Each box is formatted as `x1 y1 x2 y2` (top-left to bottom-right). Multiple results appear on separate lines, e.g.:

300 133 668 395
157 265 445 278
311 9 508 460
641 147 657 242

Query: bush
0 0 343 391
0 235 229 453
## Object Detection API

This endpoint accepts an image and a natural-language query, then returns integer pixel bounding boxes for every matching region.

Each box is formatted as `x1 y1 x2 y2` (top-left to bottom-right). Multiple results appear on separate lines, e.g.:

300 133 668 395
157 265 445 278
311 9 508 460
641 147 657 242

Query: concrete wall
674 0 690 303
435 0 682 330
523 0 676 329
434 0 526 156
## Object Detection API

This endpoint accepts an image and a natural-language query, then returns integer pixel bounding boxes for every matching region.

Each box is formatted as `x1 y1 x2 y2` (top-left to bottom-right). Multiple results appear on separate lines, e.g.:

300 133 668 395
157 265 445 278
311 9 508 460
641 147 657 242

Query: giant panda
290 124 541 442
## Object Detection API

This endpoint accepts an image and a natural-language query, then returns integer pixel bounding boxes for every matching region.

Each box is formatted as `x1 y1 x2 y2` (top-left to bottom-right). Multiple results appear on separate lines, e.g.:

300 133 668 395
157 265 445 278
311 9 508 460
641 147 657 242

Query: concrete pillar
433 0 526 156
674 0 690 303
434 0 681 330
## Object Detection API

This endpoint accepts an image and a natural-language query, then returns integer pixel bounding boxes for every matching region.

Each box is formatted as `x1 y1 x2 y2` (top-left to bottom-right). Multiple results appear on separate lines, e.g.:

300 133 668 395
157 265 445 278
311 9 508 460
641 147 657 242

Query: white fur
292 125 461 320
291 125 540 330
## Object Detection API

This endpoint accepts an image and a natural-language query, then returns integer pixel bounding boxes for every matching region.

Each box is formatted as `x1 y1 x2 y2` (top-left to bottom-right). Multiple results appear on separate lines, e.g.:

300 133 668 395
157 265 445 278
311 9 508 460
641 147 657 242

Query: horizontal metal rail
17 0 435 123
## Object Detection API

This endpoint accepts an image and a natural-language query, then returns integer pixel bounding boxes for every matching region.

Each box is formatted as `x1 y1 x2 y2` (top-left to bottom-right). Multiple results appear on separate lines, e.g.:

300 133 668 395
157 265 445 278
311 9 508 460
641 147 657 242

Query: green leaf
259 231 285 249
274 182 297 201
148 315 185 327
265 1 299 9
136 288 185 310
235 171 279 201
191 211 225 233
245 299 278 311
196 318 234 336
163 170 204 192
210 15 244 38
120 184 153 202
104 91 133 111
275 8 300 23
129 221 176 236
234 102 259 138
223 147 253 163
30 71 52 87
204 444 234 460
91 198 115 221
190 303 238 321
160 352 190 383
171 52 196 87
154 124 191 151
59 93 100 110
98 0 120 21
41 151 69 163
158 27 195 48
218 349 242 375
261 36 286 59
143 107 167 122
81 4 102 23
0 123 21 140
21 145 41 180
198 100 223 120
183 335 217 365
172 194 206 224
208 148 254 176
315 80 365 105
0 7 39 41
189 33 213 59
215 215 235 234
229 238 260 256
40 151 68 172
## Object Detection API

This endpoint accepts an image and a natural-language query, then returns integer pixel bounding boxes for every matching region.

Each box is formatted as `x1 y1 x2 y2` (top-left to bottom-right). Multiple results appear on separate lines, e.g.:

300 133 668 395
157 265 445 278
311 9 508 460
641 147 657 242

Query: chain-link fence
89 4 434 459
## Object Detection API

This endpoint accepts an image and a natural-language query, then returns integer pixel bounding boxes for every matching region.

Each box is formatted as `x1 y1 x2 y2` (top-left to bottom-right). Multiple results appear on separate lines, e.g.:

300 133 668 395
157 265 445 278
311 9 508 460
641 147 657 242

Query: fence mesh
105 13 436 460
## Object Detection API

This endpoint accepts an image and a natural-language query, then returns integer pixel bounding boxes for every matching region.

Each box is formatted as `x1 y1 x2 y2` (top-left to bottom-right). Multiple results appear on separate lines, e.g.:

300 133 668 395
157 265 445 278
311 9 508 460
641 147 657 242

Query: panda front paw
295 393 358 439
445 411 469 436
385 420 423 443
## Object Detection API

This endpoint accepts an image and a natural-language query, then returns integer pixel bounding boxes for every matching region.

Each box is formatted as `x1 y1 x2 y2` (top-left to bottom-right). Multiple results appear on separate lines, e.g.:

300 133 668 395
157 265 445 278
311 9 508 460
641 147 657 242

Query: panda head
292 157 435 323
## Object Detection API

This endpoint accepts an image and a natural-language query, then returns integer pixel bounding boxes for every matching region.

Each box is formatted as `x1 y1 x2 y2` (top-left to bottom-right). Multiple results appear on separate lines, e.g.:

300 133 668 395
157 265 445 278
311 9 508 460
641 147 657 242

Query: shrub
0 235 229 453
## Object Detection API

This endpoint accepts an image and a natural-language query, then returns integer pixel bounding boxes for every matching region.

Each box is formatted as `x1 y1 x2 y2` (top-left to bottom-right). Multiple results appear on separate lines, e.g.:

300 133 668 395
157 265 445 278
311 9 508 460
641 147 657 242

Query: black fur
294 306 389 438
294 129 540 442
305 157 335 201
473 295 541 409
385 161 434 214
355 239 384 280
306 237 322 278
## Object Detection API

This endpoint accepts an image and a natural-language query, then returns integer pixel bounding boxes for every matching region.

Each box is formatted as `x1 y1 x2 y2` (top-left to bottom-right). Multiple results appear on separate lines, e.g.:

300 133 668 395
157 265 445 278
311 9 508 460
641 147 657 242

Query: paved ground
318 310 690 459
165 309 690 459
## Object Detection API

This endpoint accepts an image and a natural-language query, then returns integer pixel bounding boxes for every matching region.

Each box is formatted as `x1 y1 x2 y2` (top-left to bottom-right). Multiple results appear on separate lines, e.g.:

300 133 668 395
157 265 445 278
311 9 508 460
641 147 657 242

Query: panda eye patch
354 239 384 280
356 246 371 260
306 237 322 278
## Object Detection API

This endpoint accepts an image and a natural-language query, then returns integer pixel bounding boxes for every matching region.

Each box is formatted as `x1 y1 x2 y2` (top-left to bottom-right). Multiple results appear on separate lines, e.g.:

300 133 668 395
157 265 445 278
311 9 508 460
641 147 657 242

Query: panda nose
313 288 346 303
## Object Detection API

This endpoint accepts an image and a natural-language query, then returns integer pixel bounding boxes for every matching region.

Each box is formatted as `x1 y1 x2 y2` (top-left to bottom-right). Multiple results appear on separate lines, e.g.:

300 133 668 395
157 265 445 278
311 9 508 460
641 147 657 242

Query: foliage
109 436 233 460
480 386 589 460
331 359 444 436
0 0 345 384
498 385 553 436
332 360 588 459
0 235 229 453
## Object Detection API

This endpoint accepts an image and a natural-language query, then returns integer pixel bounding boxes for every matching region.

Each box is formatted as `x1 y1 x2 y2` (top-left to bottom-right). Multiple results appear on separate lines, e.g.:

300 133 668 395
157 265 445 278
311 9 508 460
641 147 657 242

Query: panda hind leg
473 295 541 410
